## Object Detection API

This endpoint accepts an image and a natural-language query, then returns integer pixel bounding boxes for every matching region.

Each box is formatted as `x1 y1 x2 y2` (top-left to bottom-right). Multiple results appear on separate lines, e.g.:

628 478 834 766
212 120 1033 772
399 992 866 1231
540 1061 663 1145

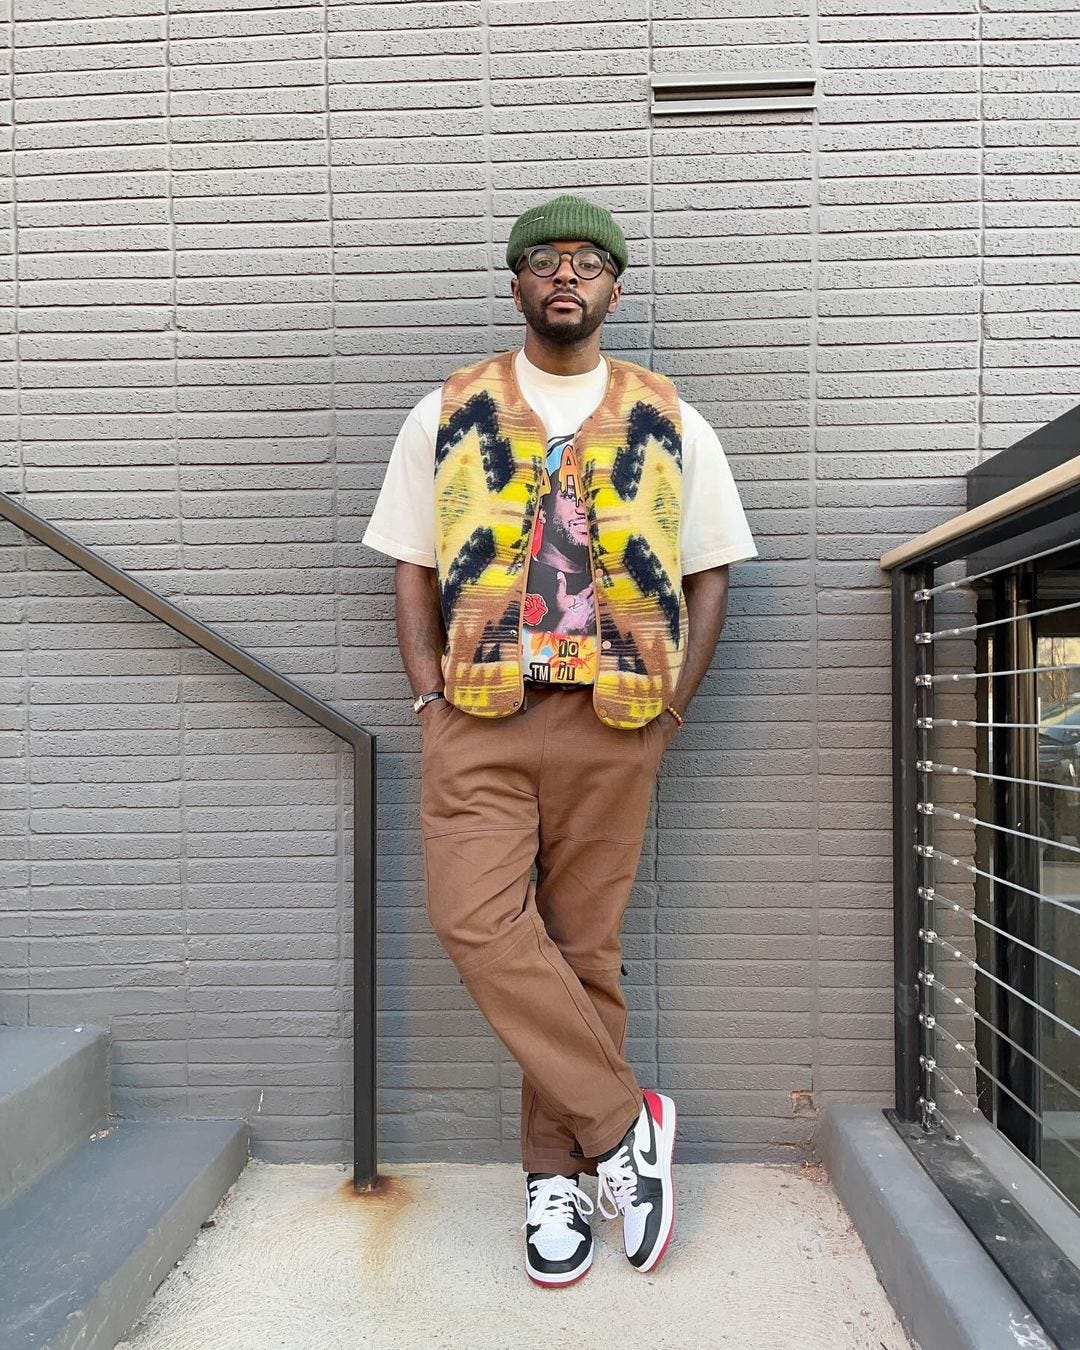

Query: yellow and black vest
433 350 686 730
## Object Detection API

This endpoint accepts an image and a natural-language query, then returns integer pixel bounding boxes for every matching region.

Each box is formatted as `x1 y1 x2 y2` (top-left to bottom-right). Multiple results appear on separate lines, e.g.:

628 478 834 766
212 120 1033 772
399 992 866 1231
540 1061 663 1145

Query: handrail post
352 733 378 1188
914 571 937 1130
893 564 921 1121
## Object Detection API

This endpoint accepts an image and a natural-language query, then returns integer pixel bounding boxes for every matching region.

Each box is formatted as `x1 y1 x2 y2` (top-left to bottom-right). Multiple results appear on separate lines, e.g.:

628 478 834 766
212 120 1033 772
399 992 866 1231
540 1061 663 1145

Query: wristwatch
413 690 446 715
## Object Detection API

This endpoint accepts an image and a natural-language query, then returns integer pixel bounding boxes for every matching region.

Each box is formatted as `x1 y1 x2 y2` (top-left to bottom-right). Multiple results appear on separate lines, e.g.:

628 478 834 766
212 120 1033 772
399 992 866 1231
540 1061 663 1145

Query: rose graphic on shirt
523 593 548 626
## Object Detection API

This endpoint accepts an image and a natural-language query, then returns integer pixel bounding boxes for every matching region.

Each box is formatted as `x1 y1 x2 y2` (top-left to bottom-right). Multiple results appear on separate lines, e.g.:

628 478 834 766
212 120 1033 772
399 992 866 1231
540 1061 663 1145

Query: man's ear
510 275 524 313
606 279 622 315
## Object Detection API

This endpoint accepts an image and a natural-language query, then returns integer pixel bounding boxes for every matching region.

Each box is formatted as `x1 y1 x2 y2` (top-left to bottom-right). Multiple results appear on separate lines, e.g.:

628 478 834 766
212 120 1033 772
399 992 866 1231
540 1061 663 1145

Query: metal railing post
352 734 378 1189
914 569 938 1129
893 565 921 1121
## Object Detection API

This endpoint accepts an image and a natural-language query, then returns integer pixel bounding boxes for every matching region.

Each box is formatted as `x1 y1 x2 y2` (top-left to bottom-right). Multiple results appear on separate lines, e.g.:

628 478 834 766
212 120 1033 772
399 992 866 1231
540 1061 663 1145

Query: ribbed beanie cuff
505 194 628 276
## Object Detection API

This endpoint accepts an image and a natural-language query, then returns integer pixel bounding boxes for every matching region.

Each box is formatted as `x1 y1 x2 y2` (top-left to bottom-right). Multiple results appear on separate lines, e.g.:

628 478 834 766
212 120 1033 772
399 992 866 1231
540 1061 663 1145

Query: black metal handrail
0 492 378 1189
884 463 1080 1343
886 470 1080 1123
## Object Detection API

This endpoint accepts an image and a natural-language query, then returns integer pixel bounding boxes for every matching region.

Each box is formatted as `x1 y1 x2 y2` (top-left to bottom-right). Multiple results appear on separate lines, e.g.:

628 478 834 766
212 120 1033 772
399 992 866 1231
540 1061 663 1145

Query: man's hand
549 571 594 631
658 707 681 747
647 707 681 760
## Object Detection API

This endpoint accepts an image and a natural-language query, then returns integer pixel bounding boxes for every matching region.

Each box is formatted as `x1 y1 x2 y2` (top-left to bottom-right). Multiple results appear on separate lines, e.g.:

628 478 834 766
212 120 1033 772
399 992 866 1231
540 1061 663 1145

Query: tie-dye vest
434 350 686 730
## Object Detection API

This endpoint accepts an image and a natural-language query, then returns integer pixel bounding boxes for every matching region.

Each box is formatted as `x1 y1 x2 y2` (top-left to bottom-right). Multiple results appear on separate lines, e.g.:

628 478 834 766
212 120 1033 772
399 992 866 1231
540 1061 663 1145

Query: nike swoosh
639 1102 658 1168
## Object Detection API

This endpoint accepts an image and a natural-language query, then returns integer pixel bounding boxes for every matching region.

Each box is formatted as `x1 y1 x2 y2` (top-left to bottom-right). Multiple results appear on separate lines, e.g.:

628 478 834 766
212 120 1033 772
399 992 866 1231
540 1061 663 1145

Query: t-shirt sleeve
678 400 758 574
361 390 440 568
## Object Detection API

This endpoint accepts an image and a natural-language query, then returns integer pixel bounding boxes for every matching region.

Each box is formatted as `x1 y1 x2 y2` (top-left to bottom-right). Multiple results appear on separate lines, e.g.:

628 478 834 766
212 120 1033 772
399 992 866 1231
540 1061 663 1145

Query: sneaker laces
596 1146 637 1220
521 1175 595 1231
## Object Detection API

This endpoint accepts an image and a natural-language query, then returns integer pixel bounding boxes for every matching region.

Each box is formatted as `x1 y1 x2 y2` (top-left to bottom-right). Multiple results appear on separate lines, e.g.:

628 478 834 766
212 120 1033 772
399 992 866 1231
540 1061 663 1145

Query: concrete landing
117 1160 911 1350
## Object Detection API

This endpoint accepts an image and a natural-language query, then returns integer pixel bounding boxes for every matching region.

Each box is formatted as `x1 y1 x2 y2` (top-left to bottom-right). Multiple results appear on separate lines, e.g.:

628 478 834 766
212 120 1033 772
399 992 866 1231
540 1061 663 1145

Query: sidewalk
118 1159 911 1350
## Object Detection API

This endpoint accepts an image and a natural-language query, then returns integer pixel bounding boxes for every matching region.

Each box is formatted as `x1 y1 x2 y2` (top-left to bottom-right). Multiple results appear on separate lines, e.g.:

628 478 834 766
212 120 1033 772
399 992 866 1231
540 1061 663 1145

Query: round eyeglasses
516 244 616 281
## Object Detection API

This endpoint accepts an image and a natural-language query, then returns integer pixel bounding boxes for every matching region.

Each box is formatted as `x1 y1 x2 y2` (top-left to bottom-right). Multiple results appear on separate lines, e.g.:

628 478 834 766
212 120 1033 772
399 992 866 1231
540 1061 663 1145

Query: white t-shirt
362 348 757 575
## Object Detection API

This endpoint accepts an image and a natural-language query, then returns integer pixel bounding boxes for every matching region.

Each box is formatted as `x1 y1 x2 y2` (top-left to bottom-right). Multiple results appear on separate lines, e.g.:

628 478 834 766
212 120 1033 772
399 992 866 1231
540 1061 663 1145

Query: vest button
601 640 611 649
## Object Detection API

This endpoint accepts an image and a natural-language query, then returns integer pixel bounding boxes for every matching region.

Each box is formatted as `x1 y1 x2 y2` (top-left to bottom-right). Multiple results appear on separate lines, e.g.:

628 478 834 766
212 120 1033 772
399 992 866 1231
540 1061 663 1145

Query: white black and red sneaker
595 1089 677 1272
521 1172 595 1287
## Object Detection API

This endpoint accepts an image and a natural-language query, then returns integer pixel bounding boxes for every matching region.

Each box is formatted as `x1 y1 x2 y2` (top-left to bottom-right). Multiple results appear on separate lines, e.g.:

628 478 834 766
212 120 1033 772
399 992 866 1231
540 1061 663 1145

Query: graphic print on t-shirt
522 433 598 686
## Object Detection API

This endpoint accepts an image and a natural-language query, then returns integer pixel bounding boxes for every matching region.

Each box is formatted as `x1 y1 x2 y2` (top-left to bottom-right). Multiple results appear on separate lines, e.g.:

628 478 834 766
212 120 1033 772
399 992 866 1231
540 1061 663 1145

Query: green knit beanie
505 194 628 277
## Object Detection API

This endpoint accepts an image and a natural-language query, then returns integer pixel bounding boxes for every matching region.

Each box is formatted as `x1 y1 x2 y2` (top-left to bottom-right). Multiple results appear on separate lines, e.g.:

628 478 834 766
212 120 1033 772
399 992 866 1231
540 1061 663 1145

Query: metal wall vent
650 71 819 116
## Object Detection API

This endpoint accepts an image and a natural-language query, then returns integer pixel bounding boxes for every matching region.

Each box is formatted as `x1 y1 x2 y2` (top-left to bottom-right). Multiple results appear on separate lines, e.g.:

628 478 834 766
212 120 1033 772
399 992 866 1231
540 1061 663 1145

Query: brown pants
419 683 667 1176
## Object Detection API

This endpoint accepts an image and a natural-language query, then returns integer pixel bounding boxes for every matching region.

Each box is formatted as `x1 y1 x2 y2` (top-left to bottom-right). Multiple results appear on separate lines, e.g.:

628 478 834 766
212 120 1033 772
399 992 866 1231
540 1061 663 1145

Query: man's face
550 476 589 551
510 238 622 345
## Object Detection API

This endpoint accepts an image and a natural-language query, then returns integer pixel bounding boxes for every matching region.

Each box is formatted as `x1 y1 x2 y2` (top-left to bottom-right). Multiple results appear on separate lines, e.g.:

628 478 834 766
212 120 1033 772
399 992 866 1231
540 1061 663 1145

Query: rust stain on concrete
336 1172 413 1206
331 1171 415 1273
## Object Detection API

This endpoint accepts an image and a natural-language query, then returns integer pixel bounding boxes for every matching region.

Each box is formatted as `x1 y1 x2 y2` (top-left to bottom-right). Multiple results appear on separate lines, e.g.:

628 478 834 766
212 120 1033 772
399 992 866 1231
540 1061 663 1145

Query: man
363 194 756 1286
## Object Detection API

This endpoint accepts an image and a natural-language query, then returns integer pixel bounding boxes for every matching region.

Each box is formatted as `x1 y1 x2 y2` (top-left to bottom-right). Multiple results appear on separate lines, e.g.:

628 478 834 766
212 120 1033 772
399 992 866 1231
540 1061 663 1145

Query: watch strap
413 690 446 714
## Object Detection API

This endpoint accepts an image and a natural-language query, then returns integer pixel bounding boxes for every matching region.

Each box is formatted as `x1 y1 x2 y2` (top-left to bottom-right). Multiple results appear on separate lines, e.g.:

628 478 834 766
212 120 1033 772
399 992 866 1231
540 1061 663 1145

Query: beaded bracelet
665 704 684 729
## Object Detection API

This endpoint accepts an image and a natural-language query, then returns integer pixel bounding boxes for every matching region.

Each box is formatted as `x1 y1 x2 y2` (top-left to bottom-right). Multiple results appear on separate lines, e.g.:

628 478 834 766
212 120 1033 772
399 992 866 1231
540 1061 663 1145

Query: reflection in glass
1035 611 1080 1206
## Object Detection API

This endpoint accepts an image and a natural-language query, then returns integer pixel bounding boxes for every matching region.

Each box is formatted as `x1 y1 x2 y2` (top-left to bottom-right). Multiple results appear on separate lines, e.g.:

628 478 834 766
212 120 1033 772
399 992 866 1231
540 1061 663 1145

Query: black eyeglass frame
514 245 620 281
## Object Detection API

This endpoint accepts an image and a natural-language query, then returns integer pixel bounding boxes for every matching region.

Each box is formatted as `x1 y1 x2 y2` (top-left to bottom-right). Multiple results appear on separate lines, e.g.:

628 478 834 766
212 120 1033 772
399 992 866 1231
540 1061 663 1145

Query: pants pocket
643 714 666 768
419 699 455 748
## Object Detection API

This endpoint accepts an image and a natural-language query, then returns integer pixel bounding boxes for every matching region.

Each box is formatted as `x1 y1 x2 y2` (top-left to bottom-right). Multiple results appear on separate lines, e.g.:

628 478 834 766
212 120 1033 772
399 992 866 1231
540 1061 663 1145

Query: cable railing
884 453 1080 1344
0 492 378 1190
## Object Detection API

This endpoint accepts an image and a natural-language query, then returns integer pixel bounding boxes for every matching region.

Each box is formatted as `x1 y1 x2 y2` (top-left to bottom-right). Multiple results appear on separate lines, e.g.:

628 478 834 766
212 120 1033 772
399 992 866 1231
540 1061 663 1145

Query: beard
520 287 611 346
548 511 590 566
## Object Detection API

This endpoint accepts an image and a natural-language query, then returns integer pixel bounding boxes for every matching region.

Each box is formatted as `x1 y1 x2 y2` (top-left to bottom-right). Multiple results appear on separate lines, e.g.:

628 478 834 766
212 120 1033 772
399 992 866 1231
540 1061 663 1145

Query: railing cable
918 535 1080 599
918 598 1080 642
921 802 1080 858
920 759 1080 797
930 845 1080 920
922 930 1080 1043
929 1038 1080 1176
925 887 1080 982
931 974 1080 1111
922 663 1080 685
921 717 1076 732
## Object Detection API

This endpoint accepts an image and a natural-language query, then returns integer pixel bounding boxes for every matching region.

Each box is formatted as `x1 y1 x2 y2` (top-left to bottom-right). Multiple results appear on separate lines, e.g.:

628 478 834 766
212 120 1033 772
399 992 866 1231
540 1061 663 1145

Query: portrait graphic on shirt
522 433 599 686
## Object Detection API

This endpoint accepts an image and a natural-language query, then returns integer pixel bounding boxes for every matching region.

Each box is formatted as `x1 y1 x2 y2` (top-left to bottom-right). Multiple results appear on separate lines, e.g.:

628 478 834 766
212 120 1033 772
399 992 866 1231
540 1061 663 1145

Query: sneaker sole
634 1090 677 1274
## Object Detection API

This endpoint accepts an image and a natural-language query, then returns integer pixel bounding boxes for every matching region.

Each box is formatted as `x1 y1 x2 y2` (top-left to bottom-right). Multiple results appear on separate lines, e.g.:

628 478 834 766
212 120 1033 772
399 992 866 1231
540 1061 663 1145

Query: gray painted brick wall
0 0 1074 1163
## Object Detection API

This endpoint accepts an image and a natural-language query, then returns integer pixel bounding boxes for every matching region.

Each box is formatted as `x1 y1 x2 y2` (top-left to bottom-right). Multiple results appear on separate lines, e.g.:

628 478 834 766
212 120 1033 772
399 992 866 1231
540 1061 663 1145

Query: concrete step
0 1116 249 1350
0 1025 110 1206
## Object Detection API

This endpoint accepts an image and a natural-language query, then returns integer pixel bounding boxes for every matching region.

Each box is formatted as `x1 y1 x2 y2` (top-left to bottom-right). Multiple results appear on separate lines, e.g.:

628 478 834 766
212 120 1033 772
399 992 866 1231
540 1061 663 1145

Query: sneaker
521 1172 595 1287
595 1089 677 1272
